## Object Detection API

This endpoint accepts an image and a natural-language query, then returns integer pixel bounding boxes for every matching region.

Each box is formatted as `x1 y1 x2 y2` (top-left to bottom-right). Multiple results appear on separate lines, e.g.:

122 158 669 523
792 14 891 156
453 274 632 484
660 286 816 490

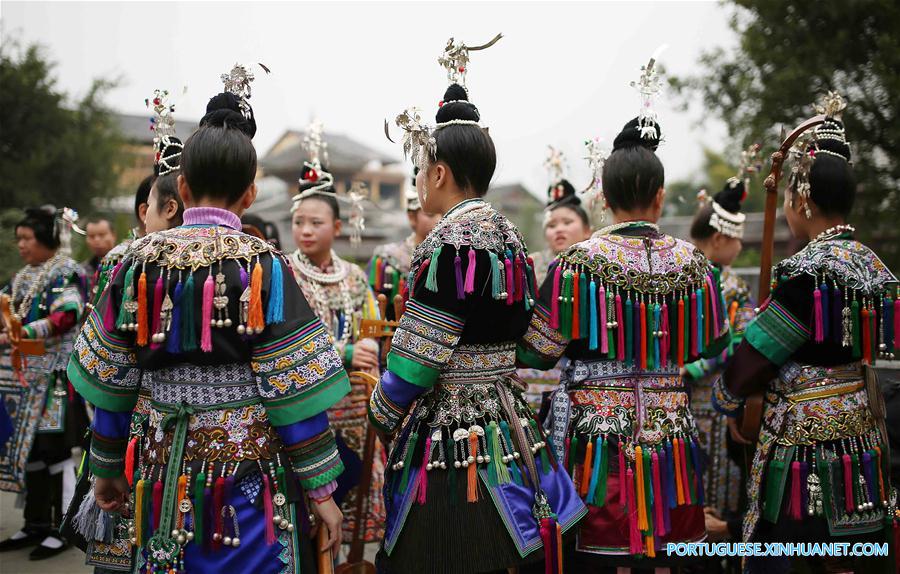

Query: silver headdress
582 137 609 222
544 146 567 198
437 33 503 91
220 62 269 120
345 181 368 247
704 143 761 239
56 207 86 257
146 89 183 176
292 119 335 210
629 45 667 142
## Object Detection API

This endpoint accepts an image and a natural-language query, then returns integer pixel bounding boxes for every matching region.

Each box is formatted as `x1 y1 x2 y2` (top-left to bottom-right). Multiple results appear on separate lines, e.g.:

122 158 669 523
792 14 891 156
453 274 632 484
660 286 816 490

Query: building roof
115 113 199 145
261 130 398 175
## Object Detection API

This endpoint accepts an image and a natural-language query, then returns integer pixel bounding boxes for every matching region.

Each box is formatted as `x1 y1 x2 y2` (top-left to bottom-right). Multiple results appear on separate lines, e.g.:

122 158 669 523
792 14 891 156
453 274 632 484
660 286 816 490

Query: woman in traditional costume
0 206 88 560
516 57 732 568
67 65 348 573
683 164 758 522
368 171 441 322
368 35 586 574
713 93 897 572
287 119 386 548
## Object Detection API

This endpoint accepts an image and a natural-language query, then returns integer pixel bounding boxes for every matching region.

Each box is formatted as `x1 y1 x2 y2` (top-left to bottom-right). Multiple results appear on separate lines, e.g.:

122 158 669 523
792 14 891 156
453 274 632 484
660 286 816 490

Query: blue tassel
266 256 285 324
819 282 829 339
425 246 442 292
696 288 705 354
690 438 705 506
589 279 599 350
166 278 183 354
489 251 501 300
587 436 602 502
181 273 197 352
500 421 523 485
653 303 661 367
454 251 465 300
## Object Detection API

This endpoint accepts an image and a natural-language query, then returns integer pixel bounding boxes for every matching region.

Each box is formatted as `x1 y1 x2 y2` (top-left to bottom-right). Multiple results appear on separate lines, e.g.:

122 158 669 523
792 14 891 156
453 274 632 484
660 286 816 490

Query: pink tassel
539 518 553 574
789 460 802 520
894 298 900 351
690 291 699 358
464 247 476 294
705 274 721 338
599 283 609 353
652 452 665 536
618 440 627 509
842 454 853 514
813 288 824 343
152 480 163 531
200 273 214 352
514 255 525 302
660 303 670 367
418 435 432 504
616 294 625 361
550 264 562 329
262 474 276 545
626 467 642 555
150 275 164 349
505 256 514 305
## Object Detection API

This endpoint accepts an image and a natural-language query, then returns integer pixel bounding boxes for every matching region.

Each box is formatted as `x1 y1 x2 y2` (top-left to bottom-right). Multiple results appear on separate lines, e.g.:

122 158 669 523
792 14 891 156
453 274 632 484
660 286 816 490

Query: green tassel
646 302 656 370
489 252 501 299
194 471 205 546
368 257 378 287
815 447 832 523
181 272 197 352
606 290 616 359
579 272 589 334
642 447 653 535
851 299 861 358
762 446 794 523
399 431 419 493
488 422 509 485
425 246 442 292
568 434 579 475
391 269 401 301
115 262 137 329
500 421 522 485
560 271 573 339
594 436 609 507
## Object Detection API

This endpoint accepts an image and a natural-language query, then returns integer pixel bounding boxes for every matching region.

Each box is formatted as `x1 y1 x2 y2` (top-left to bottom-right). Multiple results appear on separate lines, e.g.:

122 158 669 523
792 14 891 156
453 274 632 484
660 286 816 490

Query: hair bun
612 117 662 152
812 117 851 162
436 83 480 123
714 178 746 214
25 205 56 221
547 179 580 206
201 92 257 138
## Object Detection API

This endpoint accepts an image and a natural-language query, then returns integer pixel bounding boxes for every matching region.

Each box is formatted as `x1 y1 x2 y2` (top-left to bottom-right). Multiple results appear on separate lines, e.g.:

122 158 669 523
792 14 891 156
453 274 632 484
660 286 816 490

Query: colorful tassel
490 252 502 301
425 246 442 292
561 271 574 340
567 435 579 476
166 278 183 354
500 422 523 485
464 247 476 294
134 479 145 546
539 518 555 574
266 256 285 324
652 303 661 369
673 438 685 505
642 448 654 534
589 280 599 350
813 287 824 343
762 455 787 523
579 272 589 335
549 263 562 328
181 272 197 351
454 251 465 300
639 300 647 370
626 467 642 555
124 437 137 488
659 446 672 532
595 436 609 507
635 446 648 531
615 294 624 361
201 272 214 352
580 439 594 498
505 251 515 304
212 477 225 550
151 480 163 531
820 282 830 339
862 307 872 363
862 451 875 507
418 435 431 504
136 268 149 346
660 302 670 367
468 432 479 502
150 275 164 349
690 439 705 506
571 271 581 339
851 299 861 358
869 304 877 363
489 422 510 485
618 439 627 510
786 460 801 520
689 291 698 359
515 255 525 303
842 453 853 514
193 472 205 546
262 474 275 545
624 296 634 366
248 260 265 333
115 263 137 330
587 436 602 504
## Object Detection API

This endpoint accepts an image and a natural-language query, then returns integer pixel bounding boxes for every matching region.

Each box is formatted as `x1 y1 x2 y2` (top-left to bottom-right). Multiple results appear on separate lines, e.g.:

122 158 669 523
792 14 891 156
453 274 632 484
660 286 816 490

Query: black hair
153 173 185 225
201 92 256 139
432 84 496 196
802 118 855 217
297 165 340 220
241 213 282 249
602 117 665 212
181 123 257 205
296 192 340 221
16 206 59 250
548 196 591 229
691 179 746 240
135 174 155 221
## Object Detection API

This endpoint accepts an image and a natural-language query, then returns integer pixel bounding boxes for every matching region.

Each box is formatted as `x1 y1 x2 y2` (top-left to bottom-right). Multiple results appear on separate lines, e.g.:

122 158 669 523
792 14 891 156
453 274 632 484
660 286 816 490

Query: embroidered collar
183 207 242 230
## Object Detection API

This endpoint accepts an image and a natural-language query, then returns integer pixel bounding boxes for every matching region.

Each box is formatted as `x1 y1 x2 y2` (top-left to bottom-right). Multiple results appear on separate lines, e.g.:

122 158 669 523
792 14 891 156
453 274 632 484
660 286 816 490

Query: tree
670 0 900 270
665 148 765 217
0 37 124 284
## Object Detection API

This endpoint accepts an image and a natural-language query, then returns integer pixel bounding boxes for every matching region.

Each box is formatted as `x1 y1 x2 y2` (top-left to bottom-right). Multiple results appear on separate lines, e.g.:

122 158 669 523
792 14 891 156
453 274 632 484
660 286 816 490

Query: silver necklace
810 224 855 245
10 254 63 321
291 250 355 348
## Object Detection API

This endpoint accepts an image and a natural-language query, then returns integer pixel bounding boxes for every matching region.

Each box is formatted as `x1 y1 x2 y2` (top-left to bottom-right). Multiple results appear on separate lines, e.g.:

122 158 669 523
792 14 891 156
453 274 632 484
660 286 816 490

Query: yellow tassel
248 260 265 333
645 534 656 558
635 445 648 531
134 479 145 545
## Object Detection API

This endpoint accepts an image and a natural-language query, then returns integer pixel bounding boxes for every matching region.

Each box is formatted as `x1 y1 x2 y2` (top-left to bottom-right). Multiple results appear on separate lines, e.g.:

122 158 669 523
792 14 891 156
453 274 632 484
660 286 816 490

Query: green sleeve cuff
684 359 707 380
386 353 439 388
702 328 732 359
263 370 350 426
23 325 36 339
67 358 139 412
516 344 558 370
343 343 354 366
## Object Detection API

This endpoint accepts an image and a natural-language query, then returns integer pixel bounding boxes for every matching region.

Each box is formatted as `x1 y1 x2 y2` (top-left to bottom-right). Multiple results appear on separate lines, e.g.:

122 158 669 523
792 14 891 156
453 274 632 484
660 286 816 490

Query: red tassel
262 474 275 545
842 453 854 514
467 433 479 502
418 435 431 504
152 480 163 531
124 437 137 488
136 270 149 346
580 439 594 498
616 294 625 361
677 298 685 367
626 467 642 555
505 256 514 305
618 441 627 509
514 255 525 302
789 460 802 520
214 476 225 549
539 518 553 574
201 273 214 352
414 258 430 294
704 284 712 345
652 451 665 536
550 264 562 329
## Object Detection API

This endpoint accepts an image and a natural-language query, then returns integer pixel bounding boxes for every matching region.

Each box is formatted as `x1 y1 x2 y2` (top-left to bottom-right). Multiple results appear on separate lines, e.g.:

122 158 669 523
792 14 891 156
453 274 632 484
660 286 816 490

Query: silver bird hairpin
438 33 503 89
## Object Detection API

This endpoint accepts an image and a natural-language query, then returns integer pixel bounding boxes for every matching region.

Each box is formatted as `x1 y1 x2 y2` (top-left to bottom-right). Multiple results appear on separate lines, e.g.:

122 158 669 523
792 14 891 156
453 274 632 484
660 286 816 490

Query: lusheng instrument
0 293 46 384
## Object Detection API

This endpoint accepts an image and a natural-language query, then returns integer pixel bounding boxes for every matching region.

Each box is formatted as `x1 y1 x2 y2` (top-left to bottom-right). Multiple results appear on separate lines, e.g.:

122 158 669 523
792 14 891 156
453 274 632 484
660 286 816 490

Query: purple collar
183 207 242 230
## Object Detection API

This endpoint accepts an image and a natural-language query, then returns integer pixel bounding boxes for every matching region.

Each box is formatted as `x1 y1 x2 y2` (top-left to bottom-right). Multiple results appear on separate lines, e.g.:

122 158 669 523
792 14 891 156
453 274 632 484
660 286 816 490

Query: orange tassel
673 439 685 505
136 270 148 346
728 300 739 327
248 260 265 332
468 432 479 502
645 534 656 558
635 445 648 530
556 522 564 573
580 439 594 498
124 437 137 488
175 474 187 528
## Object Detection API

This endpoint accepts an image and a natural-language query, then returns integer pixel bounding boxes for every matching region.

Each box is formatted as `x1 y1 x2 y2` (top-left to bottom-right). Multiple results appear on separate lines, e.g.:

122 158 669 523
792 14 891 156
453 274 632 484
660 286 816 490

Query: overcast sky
2 1 736 198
